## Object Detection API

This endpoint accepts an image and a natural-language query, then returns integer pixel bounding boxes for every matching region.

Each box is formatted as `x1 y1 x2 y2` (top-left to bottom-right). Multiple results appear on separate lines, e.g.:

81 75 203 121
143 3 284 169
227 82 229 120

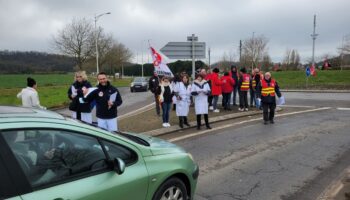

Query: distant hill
0 50 75 74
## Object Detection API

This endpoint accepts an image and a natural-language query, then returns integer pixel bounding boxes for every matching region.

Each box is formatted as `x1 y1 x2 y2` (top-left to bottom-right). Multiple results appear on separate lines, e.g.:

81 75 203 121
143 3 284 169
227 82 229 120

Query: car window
101 140 137 165
2 129 108 188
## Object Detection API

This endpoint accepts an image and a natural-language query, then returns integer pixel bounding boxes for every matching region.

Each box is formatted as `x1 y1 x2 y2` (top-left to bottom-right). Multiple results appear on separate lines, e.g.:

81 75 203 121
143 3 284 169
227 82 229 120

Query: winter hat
213 68 220 73
240 68 247 73
27 77 36 87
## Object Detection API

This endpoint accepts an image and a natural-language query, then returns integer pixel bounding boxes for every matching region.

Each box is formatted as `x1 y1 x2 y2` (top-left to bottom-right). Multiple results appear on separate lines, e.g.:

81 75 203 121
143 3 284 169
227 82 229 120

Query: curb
143 109 269 137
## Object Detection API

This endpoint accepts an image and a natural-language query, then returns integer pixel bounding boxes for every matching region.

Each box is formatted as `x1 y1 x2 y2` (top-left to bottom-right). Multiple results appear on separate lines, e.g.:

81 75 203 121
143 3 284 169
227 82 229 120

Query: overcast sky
1 0 350 64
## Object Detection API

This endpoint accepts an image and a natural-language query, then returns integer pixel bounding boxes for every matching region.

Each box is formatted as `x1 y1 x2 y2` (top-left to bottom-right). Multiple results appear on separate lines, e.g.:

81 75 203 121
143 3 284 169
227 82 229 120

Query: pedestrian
174 74 191 128
210 68 222 113
67 71 93 123
191 74 212 130
221 72 235 111
202 68 214 110
82 72 122 132
250 68 261 108
158 76 173 128
172 73 181 111
229 65 239 106
148 71 161 116
238 67 250 111
256 72 282 124
17 77 46 109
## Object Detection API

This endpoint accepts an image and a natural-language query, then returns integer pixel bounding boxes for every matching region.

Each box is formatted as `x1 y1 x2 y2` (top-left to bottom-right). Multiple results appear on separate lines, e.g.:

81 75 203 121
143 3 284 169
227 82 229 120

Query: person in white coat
191 74 212 130
174 74 191 128
17 77 46 109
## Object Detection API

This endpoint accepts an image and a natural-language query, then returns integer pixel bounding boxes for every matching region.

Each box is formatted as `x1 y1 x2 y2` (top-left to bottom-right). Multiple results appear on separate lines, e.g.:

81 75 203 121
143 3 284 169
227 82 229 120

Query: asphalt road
165 92 350 200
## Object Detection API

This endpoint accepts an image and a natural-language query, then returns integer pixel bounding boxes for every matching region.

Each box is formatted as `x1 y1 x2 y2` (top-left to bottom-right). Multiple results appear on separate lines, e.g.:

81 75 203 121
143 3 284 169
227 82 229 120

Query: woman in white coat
174 74 191 128
191 74 212 130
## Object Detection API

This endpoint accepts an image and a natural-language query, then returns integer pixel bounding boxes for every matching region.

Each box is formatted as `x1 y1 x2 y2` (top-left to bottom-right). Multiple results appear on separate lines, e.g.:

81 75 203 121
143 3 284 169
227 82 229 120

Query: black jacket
85 82 122 119
256 78 282 104
68 80 92 112
149 75 160 94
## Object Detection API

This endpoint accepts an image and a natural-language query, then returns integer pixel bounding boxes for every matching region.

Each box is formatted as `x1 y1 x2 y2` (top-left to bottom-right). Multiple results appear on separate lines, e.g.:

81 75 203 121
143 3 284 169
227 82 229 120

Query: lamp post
94 12 111 74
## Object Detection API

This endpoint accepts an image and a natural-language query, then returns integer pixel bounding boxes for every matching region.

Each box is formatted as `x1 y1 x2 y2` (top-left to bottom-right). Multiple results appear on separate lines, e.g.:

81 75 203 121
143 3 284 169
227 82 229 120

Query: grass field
0 74 132 108
272 70 350 89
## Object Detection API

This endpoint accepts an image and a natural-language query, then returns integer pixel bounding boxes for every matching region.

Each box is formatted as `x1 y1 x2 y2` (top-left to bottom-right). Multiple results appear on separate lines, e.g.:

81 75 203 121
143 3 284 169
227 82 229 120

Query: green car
0 106 198 200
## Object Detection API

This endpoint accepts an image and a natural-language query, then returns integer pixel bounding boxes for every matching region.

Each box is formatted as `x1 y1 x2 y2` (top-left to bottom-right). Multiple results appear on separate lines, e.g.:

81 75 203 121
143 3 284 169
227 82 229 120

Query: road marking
168 107 332 142
279 105 316 108
337 107 350 111
118 103 154 120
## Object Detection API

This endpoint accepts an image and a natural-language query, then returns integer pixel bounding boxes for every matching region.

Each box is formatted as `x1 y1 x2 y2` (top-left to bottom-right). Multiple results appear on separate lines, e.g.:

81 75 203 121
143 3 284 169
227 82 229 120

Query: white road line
168 107 332 142
279 105 316 108
337 107 350 111
118 103 155 120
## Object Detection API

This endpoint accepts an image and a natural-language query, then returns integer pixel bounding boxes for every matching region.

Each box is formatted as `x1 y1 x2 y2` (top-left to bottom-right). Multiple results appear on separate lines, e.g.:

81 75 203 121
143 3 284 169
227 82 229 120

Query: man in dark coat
256 72 282 124
149 71 161 116
83 72 122 131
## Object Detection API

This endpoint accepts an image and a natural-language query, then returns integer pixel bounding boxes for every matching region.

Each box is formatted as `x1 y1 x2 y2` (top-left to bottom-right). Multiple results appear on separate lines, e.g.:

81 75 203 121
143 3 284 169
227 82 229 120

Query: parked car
130 77 149 92
0 106 198 200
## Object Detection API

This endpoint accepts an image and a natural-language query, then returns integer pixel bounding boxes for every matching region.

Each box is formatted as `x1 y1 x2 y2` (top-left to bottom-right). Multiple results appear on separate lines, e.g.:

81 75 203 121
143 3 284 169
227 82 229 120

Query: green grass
272 70 350 89
0 74 132 108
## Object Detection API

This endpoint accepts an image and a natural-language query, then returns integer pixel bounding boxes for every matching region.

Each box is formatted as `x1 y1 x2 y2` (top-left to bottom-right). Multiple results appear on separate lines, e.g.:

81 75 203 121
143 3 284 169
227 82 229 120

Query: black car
130 77 148 92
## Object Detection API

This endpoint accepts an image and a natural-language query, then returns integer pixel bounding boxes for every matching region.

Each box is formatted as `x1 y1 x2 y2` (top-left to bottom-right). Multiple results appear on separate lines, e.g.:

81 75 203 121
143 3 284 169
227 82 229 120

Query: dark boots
183 116 190 127
179 117 184 128
197 114 211 130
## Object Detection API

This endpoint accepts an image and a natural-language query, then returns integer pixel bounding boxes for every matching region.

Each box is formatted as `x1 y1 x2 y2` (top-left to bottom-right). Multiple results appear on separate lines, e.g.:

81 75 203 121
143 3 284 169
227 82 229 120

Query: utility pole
208 47 211 69
251 32 255 72
311 14 319 67
191 34 195 80
239 40 242 66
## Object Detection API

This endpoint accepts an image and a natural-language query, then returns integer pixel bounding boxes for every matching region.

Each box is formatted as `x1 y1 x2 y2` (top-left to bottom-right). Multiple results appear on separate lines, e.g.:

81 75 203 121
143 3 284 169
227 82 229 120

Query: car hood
125 132 186 156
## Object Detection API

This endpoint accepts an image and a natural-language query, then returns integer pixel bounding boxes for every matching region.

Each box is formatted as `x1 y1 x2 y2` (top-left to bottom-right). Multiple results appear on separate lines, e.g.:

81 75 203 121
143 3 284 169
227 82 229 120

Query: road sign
187 36 198 41
160 42 206 59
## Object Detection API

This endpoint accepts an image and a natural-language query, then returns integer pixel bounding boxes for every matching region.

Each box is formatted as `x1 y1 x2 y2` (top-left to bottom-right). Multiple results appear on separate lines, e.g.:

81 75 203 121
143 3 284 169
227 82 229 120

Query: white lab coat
17 87 46 109
191 80 211 114
174 82 191 116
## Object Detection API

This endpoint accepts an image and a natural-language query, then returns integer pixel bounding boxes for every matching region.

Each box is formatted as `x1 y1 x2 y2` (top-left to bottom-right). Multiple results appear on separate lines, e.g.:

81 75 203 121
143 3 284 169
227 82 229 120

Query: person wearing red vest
238 67 250 111
211 68 222 112
256 72 282 124
221 72 235 110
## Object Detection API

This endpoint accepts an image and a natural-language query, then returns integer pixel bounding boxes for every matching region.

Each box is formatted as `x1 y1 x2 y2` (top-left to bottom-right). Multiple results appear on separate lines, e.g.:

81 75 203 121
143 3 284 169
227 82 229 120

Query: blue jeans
250 89 256 106
232 85 238 105
162 102 171 123
212 95 219 110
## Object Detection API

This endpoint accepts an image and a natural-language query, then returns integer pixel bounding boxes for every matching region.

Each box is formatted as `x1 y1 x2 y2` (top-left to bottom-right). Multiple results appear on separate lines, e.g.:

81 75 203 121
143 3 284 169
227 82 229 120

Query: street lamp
94 12 111 74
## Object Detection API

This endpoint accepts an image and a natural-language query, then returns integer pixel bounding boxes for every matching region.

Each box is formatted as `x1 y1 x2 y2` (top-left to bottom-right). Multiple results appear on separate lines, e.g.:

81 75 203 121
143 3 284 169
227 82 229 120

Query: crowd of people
16 66 282 133
149 65 282 128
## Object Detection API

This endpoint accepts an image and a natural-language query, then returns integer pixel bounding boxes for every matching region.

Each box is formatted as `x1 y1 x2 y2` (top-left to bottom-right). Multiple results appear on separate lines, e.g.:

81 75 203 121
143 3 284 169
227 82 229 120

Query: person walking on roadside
256 72 282 125
238 67 250 111
174 74 191 128
229 65 239 106
211 68 222 113
191 74 212 130
17 77 46 109
221 72 235 111
82 72 122 132
148 71 161 116
158 76 173 128
67 71 93 123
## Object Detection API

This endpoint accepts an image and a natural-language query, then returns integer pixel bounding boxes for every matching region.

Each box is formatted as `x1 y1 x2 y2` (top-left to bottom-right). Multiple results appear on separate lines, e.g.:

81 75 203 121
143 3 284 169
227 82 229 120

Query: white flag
150 46 174 77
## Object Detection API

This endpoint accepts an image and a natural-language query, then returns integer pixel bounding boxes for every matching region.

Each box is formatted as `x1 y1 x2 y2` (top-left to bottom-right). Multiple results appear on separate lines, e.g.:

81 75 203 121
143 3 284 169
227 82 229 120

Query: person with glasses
67 71 93 123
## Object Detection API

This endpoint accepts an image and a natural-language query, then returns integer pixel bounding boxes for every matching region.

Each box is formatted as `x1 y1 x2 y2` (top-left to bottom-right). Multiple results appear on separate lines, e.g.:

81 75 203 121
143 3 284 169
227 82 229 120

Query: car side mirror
111 158 125 175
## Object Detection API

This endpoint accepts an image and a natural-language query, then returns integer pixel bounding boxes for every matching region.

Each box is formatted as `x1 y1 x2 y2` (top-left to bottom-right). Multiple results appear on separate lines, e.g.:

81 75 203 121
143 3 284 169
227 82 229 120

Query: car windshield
133 77 146 82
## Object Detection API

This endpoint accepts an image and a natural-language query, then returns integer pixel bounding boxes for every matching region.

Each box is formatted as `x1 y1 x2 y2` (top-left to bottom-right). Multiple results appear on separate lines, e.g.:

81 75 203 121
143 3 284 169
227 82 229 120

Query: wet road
169 92 350 200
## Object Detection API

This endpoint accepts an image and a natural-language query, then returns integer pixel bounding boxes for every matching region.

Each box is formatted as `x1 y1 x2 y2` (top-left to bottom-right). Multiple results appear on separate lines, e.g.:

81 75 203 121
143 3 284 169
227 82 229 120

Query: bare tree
242 35 269 71
53 18 94 70
261 53 271 72
105 41 133 76
282 49 300 70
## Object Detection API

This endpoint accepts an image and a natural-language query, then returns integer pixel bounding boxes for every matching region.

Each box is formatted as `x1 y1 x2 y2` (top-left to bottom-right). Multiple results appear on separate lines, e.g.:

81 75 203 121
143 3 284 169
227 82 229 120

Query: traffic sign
160 42 206 59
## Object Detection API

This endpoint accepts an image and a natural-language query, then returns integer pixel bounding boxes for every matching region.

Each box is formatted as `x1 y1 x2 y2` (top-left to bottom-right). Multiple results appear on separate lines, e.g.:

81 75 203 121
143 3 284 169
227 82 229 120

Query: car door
1 128 149 200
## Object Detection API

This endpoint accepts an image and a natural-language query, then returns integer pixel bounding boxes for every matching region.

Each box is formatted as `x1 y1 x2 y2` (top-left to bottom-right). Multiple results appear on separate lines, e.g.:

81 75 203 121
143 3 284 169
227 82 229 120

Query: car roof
0 106 65 121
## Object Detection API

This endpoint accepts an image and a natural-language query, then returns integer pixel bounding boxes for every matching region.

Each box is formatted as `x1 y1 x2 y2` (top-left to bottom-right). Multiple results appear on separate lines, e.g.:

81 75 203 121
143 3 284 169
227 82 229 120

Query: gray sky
1 0 350 64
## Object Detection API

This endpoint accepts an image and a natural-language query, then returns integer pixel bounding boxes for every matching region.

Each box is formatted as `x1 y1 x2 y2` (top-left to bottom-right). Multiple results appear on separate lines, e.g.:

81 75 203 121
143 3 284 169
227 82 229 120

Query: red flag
310 64 317 76
150 46 174 77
